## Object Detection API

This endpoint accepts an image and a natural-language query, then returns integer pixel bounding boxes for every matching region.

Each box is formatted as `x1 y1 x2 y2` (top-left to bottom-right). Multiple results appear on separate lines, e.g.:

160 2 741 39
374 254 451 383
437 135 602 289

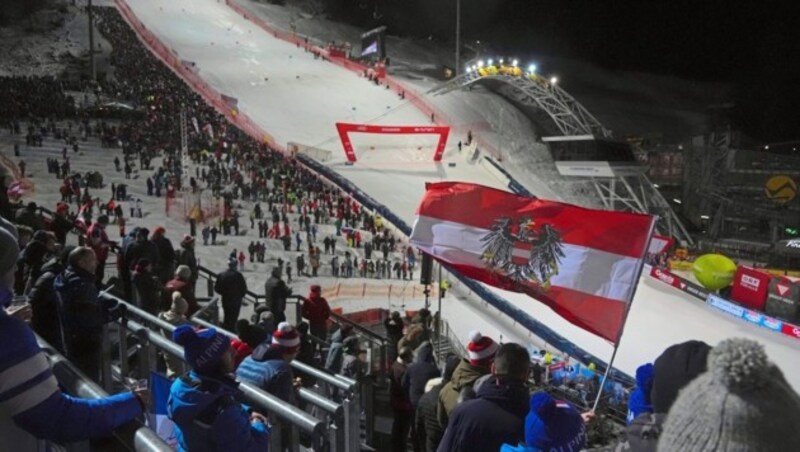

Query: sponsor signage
649 267 709 300
781 323 800 340
730 266 771 311
761 315 783 331
650 267 682 290
706 294 745 318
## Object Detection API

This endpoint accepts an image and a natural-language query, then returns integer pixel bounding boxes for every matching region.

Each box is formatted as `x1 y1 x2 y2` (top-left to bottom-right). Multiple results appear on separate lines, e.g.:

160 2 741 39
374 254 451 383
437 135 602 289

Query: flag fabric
410 182 656 343
149 371 179 449
648 235 674 255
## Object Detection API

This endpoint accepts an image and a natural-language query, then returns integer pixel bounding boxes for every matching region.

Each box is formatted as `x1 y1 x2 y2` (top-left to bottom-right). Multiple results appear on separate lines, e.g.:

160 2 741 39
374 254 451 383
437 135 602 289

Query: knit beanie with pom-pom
466 330 498 366
172 325 230 374
658 337 800 451
272 322 301 354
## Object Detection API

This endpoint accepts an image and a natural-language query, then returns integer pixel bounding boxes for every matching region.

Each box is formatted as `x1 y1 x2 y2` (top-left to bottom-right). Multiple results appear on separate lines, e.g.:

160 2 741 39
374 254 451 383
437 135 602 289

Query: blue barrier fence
296 155 635 387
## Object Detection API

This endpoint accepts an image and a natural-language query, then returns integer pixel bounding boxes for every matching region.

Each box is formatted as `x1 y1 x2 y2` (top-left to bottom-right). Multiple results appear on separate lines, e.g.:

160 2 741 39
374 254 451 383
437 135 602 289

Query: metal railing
35 335 171 452
106 295 368 451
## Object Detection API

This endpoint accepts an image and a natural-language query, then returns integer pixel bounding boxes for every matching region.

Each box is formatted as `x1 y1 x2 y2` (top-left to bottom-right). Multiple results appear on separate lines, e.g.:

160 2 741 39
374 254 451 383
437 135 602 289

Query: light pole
88 0 95 80
455 0 461 76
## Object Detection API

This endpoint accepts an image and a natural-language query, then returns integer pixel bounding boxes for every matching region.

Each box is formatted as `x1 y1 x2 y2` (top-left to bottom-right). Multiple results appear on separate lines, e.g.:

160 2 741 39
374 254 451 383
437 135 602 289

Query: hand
6 304 32 322
133 387 152 412
250 411 268 424
293 377 303 389
581 411 595 423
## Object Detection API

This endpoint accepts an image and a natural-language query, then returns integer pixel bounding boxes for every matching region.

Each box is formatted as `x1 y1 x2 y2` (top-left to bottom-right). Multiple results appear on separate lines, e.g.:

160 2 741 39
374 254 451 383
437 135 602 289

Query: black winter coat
416 382 446 452
402 344 440 408
214 269 247 305
28 259 64 351
263 275 290 315
437 377 530 452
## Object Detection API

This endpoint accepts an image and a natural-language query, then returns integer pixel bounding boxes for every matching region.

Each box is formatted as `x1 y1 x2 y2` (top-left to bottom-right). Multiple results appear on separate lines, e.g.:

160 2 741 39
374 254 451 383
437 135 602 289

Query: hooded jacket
167 371 270 452
437 359 490 428
325 328 348 373
301 292 331 327
236 343 295 404
402 342 440 408
437 376 530 452
627 363 654 425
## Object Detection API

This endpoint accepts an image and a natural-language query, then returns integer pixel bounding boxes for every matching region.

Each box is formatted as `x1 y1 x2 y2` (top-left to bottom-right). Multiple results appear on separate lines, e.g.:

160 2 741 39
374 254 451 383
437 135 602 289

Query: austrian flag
410 182 656 343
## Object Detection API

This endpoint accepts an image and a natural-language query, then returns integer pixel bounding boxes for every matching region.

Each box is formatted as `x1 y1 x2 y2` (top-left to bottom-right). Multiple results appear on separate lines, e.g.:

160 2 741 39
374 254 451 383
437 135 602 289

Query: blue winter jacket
627 363 654 425
437 377 530 452
167 371 270 452
236 343 294 404
500 445 539 452
1 284 142 448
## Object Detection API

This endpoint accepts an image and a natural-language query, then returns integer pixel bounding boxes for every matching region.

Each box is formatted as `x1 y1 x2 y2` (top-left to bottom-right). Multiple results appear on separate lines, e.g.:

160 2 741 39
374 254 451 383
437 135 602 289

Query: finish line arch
335 122 450 162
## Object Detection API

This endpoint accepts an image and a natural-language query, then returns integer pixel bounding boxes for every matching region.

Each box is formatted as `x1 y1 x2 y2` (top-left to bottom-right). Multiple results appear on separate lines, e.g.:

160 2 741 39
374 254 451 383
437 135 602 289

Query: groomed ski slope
126 0 800 389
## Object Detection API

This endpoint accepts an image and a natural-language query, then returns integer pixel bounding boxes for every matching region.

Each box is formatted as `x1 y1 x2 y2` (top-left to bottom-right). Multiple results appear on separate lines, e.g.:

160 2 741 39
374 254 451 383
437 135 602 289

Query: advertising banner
765 276 800 323
649 267 709 301
706 294 745 318
782 323 800 340
730 266 771 311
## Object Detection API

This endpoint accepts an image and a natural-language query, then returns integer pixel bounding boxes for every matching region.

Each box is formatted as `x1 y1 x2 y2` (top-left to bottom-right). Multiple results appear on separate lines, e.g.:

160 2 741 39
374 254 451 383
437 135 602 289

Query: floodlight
478 60 484 68
673 198 682 204
488 59 494 66
550 76 558 85
512 59 518 67
700 215 710 220
499 58 504 64
527 64 536 73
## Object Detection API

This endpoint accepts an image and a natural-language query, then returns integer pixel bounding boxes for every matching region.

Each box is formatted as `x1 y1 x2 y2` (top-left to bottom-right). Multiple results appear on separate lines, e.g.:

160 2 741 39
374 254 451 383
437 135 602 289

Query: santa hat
272 322 301 354
181 234 195 246
466 330 498 366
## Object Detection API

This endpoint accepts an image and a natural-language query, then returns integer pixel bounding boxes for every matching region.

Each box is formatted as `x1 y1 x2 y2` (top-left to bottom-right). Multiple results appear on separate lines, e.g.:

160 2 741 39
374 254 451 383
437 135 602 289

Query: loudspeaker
420 252 433 285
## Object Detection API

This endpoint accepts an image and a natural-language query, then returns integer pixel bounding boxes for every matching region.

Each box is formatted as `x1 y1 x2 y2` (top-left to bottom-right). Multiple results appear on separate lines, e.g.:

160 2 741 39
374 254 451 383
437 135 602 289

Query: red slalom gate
335 122 450 162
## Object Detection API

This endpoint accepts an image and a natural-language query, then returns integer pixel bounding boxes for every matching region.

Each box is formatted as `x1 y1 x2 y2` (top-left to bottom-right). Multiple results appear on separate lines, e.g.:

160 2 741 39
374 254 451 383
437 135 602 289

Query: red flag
410 182 655 343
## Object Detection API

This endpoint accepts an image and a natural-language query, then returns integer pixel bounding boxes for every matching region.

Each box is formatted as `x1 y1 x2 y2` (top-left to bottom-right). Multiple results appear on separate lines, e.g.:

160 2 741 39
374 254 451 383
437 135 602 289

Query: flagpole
591 217 658 412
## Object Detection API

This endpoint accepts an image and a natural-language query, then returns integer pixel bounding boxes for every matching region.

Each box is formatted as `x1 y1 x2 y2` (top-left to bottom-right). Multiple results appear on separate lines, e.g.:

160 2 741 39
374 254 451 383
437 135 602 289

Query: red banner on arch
335 122 450 162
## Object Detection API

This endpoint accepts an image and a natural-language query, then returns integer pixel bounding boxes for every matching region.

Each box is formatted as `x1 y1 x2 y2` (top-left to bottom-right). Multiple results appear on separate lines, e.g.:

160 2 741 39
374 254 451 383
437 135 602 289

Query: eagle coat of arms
480 216 566 289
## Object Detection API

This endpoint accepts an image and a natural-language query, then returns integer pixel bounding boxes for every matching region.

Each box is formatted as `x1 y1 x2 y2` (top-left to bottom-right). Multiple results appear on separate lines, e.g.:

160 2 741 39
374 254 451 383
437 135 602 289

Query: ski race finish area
335 123 450 162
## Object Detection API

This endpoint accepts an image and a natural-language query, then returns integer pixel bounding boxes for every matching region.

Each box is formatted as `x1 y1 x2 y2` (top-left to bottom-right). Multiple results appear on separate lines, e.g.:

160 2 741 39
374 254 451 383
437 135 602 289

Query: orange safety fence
320 282 438 302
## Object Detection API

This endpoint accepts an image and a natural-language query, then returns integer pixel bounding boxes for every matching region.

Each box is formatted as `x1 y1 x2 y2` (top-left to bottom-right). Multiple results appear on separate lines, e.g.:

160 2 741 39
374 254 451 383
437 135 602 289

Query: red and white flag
410 182 656 343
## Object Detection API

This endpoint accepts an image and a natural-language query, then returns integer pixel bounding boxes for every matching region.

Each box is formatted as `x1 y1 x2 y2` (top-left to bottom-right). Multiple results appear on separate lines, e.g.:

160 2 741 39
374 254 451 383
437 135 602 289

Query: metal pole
88 0 95 80
591 218 658 412
437 263 443 363
455 0 461 76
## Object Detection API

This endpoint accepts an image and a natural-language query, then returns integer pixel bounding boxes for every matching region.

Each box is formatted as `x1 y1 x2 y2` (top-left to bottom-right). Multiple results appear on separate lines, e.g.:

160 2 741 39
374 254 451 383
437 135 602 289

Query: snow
16 0 798 390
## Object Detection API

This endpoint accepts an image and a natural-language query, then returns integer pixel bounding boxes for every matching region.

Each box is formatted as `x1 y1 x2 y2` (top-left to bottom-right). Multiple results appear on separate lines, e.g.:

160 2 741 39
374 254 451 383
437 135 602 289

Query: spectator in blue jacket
1 226 145 451
500 391 588 452
437 343 531 452
627 363 654 425
236 322 301 404
168 324 270 451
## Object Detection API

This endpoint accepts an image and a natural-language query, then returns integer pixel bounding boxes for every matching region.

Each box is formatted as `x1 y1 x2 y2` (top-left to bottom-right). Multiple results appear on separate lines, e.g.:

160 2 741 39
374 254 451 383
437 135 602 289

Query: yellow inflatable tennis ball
692 253 736 291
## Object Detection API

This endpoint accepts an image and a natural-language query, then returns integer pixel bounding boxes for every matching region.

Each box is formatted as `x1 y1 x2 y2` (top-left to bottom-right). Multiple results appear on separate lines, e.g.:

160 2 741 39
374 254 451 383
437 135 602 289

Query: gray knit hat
658 338 800 451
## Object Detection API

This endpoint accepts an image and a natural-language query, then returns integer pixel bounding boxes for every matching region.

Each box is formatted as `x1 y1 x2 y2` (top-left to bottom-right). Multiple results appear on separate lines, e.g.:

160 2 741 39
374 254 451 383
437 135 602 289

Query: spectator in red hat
302 285 331 342
236 322 301 404
437 330 498 428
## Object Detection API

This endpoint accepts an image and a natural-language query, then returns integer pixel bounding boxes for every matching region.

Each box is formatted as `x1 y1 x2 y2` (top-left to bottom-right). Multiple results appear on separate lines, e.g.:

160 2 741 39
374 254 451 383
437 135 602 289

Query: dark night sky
330 0 799 141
